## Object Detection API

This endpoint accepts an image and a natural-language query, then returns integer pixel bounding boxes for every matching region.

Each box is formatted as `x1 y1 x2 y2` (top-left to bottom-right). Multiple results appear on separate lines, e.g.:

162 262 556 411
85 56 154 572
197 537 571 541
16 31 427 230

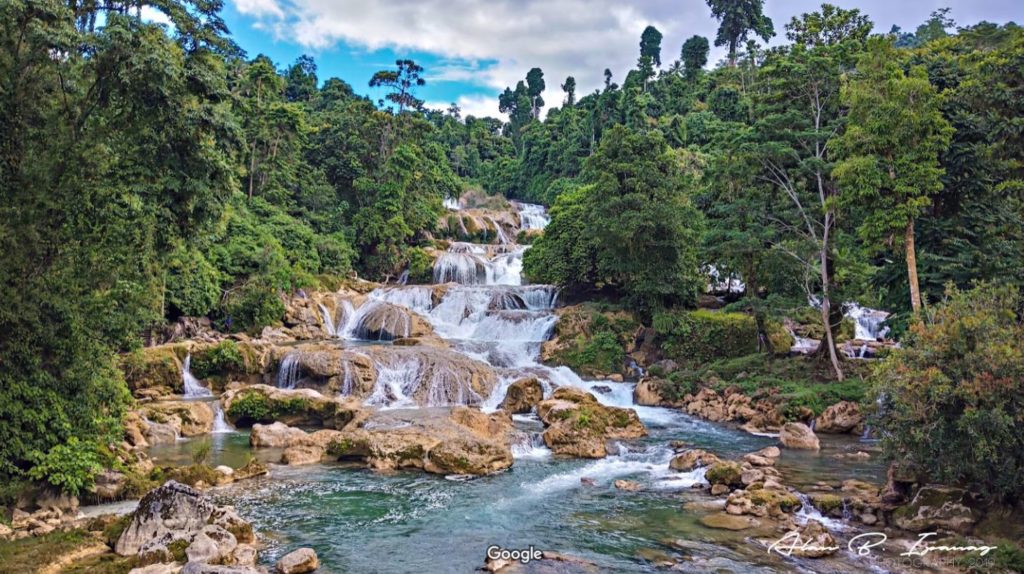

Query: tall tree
680 35 710 80
525 67 546 119
284 54 318 102
707 0 775 66
640 25 664 66
369 59 426 113
561 76 577 106
834 37 953 314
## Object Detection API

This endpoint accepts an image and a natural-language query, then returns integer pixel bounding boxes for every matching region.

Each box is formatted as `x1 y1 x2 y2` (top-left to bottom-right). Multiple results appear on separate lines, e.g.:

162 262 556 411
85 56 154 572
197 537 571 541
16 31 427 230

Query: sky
214 0 1022 118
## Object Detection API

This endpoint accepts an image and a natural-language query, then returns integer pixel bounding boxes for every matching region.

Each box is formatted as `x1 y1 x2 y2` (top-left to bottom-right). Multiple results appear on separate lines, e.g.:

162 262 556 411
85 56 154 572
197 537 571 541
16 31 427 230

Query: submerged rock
536 387 647 458
779 422 820 450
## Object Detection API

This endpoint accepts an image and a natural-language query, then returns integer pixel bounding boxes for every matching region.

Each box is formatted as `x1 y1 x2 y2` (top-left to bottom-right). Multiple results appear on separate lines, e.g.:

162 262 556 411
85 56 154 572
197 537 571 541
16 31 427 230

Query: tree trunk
905 219 922 314
819 218 844 381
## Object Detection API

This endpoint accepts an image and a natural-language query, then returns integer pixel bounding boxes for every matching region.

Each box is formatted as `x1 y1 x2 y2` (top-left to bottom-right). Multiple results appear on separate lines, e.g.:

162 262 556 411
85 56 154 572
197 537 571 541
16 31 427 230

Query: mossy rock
705 462 743 488
120 344 188 393
749 489 801 512
809 493 843 514
652 310 758 366
765 320 794 355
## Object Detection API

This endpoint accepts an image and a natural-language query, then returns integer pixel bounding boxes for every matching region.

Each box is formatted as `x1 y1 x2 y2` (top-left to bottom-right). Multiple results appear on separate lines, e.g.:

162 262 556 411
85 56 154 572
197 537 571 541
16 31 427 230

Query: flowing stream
151 202 888 572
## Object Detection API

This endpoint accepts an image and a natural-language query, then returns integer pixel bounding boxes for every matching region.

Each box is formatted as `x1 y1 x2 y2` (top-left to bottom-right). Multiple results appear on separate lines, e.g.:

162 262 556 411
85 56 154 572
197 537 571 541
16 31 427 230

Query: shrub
191 340 246 380
653 309 758 365
871 283 1024 503
405 247 435 285
191 440 212 466
165 246 221 318
27 438 103 496
226 393 273 426
220 282 285 334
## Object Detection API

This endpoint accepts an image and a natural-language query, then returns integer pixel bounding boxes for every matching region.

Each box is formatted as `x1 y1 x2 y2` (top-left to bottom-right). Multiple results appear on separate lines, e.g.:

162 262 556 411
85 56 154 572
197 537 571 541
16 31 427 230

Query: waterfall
318 303 338 338
396 269 409 285
515 202 550 231
443 196 460 210
182 354 212 398
845 303 890 340
212 403 233 433
340 362 355 397
366 357 419 408
795 492 847 531
277 352 301 389
432 245 528 286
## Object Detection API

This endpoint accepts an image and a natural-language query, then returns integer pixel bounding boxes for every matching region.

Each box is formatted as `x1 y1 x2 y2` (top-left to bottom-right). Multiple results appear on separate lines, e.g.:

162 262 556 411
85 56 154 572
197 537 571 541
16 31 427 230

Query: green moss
749 489 801 511
652 309 758 366
167 539 189 562
0 529 97 574
191 340 246 380
547 305 639 377
811 494 843 514
103 514 132 548
705 462 742 487
226 390 309 426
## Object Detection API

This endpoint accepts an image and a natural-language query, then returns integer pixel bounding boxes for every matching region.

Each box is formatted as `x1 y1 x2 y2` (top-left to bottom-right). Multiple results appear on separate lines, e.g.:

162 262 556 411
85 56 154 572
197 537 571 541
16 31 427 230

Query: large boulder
223 385 365 429
669 449 721 472
499 378 544 413
142 401 215 437
892 486 980 534
814 401 863 434
122 344 188 396
115 481 255 565
779 422 820 450
632 378 666 406
537 387 646 458
253 408 515 476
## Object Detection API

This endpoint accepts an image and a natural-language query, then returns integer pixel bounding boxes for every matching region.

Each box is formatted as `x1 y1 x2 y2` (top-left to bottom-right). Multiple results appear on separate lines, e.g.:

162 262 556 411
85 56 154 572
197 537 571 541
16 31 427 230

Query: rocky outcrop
499 378 543 413
779 422 820 450
536 387 646 458
142 401 215 437
814 401 863 434
115 481 256 570
122 344 188 397
787 520 839 558
251 408 515 476
669 449 721 472
223 384 365 429
632 378 668 406
892 486 980 534
276 548 319 574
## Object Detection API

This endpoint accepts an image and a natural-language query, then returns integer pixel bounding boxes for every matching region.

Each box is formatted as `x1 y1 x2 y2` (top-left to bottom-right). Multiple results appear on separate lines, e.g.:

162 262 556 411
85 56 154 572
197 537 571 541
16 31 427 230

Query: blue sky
214 0 1021 118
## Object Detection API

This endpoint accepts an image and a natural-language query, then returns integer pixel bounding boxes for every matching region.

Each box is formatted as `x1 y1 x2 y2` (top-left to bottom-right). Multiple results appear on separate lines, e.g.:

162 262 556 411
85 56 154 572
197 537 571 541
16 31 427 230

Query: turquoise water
152 408 887 573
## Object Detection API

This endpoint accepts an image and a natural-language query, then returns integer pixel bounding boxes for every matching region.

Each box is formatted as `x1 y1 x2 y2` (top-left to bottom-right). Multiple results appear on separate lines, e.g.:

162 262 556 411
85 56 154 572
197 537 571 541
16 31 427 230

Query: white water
515 202 550 230
795 492 848 531
845 303 890 340
182 354 212 398
212 403 233 433
443 196 460 210
277 352 301 389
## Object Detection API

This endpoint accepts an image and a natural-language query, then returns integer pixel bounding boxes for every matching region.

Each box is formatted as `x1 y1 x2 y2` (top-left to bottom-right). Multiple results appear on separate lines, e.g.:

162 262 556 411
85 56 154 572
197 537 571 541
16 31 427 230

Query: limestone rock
537 387 646 459
669 449 720 472
632 378 666 406
614 480 642 492
185 525 237 564
700 513 761 531
893 486 979 534
779 422 820 450
281 445 325 466
223 385 365 429
788 520 838 558
815 401 863 434
143 401 215 436
91 470 128 500
499 378 543 414
276 548 319 574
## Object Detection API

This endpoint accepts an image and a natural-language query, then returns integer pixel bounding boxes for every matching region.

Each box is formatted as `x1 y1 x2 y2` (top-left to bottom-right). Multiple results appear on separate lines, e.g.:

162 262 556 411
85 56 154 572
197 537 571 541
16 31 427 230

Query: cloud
233 0 1020 115
423 94 503 120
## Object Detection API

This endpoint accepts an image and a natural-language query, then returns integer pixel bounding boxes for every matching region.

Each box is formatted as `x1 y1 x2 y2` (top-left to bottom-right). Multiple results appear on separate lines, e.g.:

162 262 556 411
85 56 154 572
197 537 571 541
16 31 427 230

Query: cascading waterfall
515 202 550 230
318 303 338 338
845 303 890 340
432 245 527 286
277 352 302 389
182 354 212 398
212 404 233 433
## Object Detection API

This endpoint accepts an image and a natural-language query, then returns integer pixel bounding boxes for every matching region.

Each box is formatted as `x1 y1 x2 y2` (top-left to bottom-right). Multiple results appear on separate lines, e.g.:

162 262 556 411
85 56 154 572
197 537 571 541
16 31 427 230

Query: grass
658 352 870 417
0 530 97 574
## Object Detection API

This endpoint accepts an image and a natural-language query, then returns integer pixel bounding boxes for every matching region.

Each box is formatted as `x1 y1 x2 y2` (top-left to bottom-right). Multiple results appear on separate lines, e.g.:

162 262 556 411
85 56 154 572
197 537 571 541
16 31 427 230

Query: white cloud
233 0 1020 115
140 6 172 26
423 94 503 120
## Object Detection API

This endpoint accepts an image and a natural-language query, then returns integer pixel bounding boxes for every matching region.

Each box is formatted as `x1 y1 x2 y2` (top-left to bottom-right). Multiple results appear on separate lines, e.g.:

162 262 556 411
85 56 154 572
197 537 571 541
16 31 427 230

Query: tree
834 37 953 314
525 67 546 119
707 0 775 66
524 126 704 314
870 283 1024 503
785 3 871 47
561 76 577 106
640 25 663 66
285 54 318 102
369 59 426 113
680 35 710 80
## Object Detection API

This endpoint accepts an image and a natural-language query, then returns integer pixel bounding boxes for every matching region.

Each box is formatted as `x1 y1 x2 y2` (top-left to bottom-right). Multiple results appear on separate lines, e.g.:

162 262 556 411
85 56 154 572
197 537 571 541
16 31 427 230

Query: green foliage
0 529 98 574
191 341 246 380
653 310 759 365
870 283 1024 503
165 246 221 318
220 281 285 334
707 0 775 64
545 305 640 377
524 126 704 315
191 440 213 466
405 247 435 285
26 438 102 496
226 391 309 426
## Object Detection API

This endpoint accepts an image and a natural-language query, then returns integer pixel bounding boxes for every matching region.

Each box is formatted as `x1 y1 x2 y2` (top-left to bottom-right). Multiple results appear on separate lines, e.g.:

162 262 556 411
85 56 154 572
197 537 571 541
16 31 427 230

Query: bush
546 306 639 377
165 246 221 318
653 309 758 365
191 340 246 380
220 282 285 334
405 247 434 285
27 438 102 496
871 283 1024 502
191 440 212 466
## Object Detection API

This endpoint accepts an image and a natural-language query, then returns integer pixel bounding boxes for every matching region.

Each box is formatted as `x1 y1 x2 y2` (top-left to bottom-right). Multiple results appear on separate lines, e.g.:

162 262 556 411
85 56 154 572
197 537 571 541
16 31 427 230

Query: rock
122 344 186 395
129 564 184 574
741 468 765 486
124 412 150 449
788 520 838 558
649 359 679 376
281 445 325 466
607 374 624 383
0 523 12 540
186 525 237 564
815 401 863 434
892 486 979 534
181 564 264 574
143 401 215 436
705 462 743 488
632 378 665 406
590 385 613 394
115 481 254 558
276 547 319 574
753 446 780 458
710 484 730 496
223 385 365 429
614 480 642 492
741 454 774 467
669 449 721 471
251 422 313 448
537 387 646 458
144 418 181 445
700 513 761 531
498 378 543 414
91 470 128 500
779 422 820 450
